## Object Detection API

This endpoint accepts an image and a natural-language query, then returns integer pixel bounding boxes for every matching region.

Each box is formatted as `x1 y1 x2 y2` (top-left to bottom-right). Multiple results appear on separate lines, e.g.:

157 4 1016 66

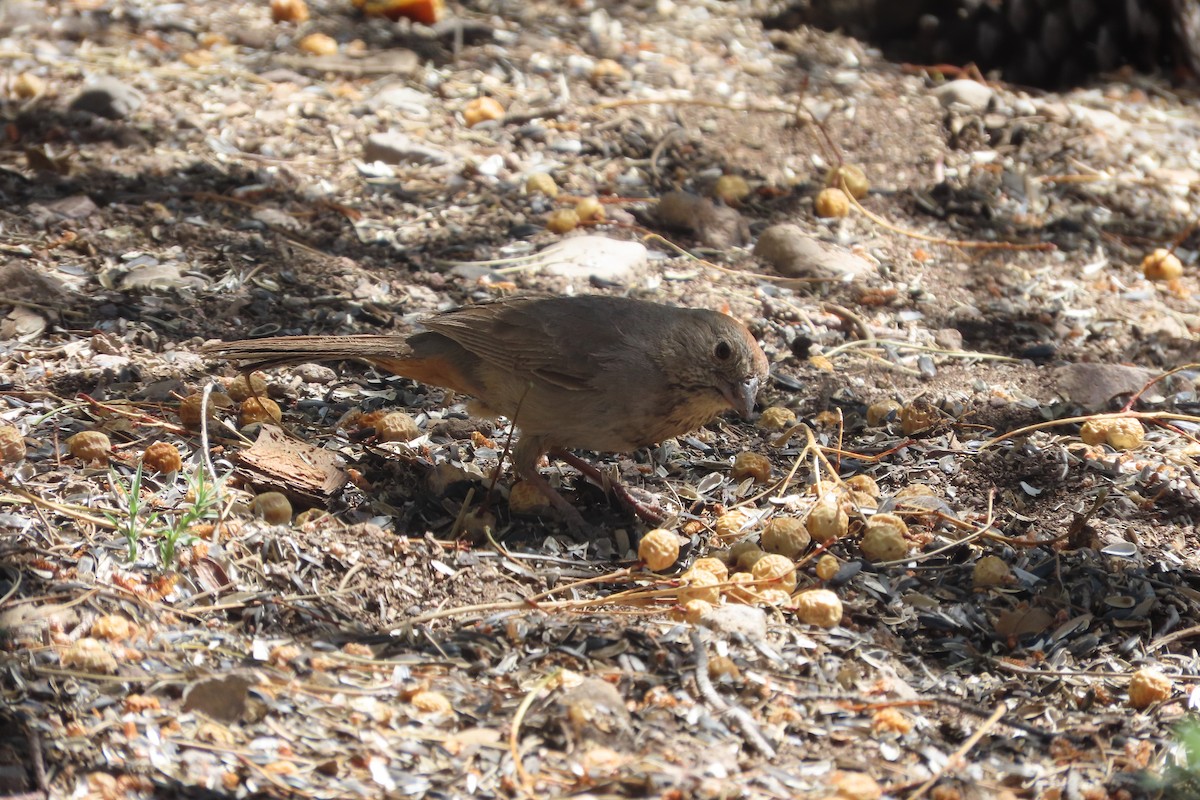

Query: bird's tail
202 334 414 374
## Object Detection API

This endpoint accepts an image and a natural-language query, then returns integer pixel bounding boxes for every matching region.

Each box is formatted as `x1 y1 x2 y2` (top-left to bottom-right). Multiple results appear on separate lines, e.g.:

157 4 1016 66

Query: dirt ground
3 1 1200 798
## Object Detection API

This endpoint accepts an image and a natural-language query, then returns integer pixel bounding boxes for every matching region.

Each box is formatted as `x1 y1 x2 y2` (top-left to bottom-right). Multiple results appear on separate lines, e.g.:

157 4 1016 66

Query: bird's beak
723 375 761 418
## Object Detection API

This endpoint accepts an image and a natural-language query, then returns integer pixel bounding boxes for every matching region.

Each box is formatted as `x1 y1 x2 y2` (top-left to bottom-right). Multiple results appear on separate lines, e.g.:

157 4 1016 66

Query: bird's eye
714 340 733 361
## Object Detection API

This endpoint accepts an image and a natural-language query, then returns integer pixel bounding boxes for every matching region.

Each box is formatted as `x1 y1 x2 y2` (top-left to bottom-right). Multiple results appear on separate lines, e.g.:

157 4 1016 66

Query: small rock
293 363 337 383
1051 363 1159 411
364 131 450 166
699 604 767 642
753 224 874 280
539 235 647 281
656 191 749 249
933 328 964 351
68 76 144 119
931 79 993 112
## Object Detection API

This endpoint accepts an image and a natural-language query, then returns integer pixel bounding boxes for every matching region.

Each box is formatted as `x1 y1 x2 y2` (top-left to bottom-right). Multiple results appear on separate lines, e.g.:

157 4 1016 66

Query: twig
689 630 776 757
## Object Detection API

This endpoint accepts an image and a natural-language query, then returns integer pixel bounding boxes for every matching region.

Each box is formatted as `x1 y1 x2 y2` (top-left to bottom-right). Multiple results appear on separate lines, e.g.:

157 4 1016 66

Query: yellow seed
814 187 850 218
525 172 558 198
824 164 869 199
639 528 681 572
545 208 579 234
298 33 337 56
462 96 504 127
574 196 605 222
815 554 840 581
1142 248 1183 281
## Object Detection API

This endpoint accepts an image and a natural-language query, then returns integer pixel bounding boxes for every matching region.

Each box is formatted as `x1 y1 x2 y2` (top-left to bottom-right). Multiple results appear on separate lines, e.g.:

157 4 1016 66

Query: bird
204 294 770 531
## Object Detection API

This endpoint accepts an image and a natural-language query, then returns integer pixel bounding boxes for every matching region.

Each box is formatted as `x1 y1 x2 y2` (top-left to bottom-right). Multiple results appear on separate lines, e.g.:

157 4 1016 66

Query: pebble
699 605 767 642
931 79 994 112
1051 363 1159 411
363 132 450 166
753 224 874 280
68 76 144 119
293 364 337 384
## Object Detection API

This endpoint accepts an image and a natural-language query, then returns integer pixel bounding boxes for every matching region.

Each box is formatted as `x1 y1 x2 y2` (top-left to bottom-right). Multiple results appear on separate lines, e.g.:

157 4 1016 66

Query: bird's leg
511 437 594 535
548 448 668 526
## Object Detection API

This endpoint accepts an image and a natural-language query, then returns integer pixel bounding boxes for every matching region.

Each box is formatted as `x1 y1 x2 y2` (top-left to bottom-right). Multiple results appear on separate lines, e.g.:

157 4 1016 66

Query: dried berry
240 397 282 426
806 498 848 544
271 0 310 23
735 546 767 572
713 174 751 204
250 492 292 525
1128 667 1172 710
723 572 759 604
899 401 940 435
298 32 338 56
639 528 681 572
750 553 797 593
67 431 111 465
0 425 26 464
859 514 910 562
824 164 870 199
793 589 843 628
376 411 419 442
525 172 558 198
60 637 118 673
1142 248 1183 281
843 474 880 498
677 569 720 605
973 555 1011 587
142 441 183 474
866 398 901 427
1106 418 1145 450
731 451 771 483
225 372 268 401
691 557 728 582
574 196 605 223
761 516 810 559
462 96 504 127
814 187 850 218
757 406 796 430
508 481 552 514
178 392 233 427
545 208 580 234
815 554 840 581
681 598 712 623
713 510 751 542
410 690 453 714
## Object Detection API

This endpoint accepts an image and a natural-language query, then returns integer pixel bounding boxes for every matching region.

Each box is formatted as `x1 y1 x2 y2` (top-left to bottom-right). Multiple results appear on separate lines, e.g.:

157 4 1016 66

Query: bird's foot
549 449 670 527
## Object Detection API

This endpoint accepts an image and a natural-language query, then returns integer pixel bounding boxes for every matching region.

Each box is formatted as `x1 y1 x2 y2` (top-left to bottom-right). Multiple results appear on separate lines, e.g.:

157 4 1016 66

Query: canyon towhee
204 295 769 530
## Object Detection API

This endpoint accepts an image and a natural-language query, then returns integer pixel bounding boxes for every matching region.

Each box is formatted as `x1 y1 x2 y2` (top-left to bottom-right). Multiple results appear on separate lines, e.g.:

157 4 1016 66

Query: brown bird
204 295 769 530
